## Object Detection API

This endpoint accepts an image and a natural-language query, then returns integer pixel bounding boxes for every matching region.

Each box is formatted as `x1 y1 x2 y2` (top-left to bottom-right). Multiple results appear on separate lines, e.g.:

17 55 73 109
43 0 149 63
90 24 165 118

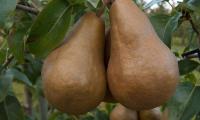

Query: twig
189 15 200 45
16 4 39 15
182 49 200 60
0 55 14 71
184 54 199 59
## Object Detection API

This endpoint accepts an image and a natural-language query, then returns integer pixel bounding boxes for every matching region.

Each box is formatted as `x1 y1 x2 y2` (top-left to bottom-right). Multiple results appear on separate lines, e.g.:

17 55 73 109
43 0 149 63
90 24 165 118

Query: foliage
0 0 200 120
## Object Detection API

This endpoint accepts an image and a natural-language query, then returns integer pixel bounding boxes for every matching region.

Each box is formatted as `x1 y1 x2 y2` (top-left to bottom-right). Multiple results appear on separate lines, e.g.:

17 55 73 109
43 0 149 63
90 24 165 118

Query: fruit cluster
110 104 166 120
42 0 179 115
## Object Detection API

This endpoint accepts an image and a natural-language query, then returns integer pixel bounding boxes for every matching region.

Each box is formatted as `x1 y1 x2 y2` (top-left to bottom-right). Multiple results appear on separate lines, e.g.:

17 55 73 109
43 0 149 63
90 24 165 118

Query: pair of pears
42 0 179 115
110 104 162 120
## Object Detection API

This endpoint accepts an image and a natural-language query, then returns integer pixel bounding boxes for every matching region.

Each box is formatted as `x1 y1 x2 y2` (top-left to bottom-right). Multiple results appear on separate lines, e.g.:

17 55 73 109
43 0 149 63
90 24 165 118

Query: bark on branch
16 4 39 15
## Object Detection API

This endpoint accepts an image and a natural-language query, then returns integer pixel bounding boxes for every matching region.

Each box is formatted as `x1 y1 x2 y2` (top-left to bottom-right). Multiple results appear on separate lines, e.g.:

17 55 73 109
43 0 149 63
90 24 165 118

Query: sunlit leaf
7 28 25 63
0 0 17 27
163 12 182 48
28 0 73 58
186 0 200 13
149 14 171 43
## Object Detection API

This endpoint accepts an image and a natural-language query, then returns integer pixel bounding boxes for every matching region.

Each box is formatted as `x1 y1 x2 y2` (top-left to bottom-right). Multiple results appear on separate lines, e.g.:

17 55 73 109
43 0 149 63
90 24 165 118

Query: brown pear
108 0 179 110
139 108 162 120
110 104 138 120
42 12 106 114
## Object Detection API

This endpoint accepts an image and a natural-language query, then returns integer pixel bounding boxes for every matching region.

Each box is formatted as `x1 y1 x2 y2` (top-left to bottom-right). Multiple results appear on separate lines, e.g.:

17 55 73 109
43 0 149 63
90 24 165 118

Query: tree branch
0 55 14 71
16 4 39 15
189 15 200 45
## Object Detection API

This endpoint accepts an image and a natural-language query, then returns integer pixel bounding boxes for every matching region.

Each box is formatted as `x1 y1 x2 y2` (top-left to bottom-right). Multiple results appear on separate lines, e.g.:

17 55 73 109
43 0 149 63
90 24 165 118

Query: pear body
108 0 179 110
110 104 138 120
139 108 161 120
42 12 106 114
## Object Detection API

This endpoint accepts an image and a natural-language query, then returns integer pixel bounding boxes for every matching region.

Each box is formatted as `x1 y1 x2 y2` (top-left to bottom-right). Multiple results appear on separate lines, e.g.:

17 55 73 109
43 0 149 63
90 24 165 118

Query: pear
139 108 162 120
42 12 106 114
110 104 138 120
108 0 179 110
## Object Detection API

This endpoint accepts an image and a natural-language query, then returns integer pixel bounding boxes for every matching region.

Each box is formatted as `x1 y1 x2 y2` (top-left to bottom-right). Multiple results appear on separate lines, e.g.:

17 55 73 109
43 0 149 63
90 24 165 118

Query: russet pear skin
110 104 138 120
139 108 162 120
42 12 106 115
108 0 179 110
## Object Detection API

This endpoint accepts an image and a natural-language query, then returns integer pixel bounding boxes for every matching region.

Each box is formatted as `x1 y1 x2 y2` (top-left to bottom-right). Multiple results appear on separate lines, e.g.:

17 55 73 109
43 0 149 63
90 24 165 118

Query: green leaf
3 95 25 120
0 75 13 102
23 55 42 84
149 14 171 42
0 101 7 119
94 109 109 120
178 84 200 120
0 0 17 27
7 29 25 63
0 49 6 64
87 0 100 8
163 12 182 48
28 0 73 58
196 113 200 120
167 82 194 120
178 59 199 75
186 0 200 13
68 0 85 5
6 68 32 87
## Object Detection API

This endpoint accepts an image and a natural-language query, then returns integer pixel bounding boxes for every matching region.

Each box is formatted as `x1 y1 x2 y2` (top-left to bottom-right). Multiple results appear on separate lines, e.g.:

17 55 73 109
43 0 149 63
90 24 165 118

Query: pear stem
102 0 113 9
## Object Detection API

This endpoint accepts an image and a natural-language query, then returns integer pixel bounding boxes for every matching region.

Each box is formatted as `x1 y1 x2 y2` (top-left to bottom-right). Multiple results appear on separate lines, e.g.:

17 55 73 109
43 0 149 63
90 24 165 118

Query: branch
189 15 200 45
0 56 14 71
184 53 199 59
16 4 39 15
